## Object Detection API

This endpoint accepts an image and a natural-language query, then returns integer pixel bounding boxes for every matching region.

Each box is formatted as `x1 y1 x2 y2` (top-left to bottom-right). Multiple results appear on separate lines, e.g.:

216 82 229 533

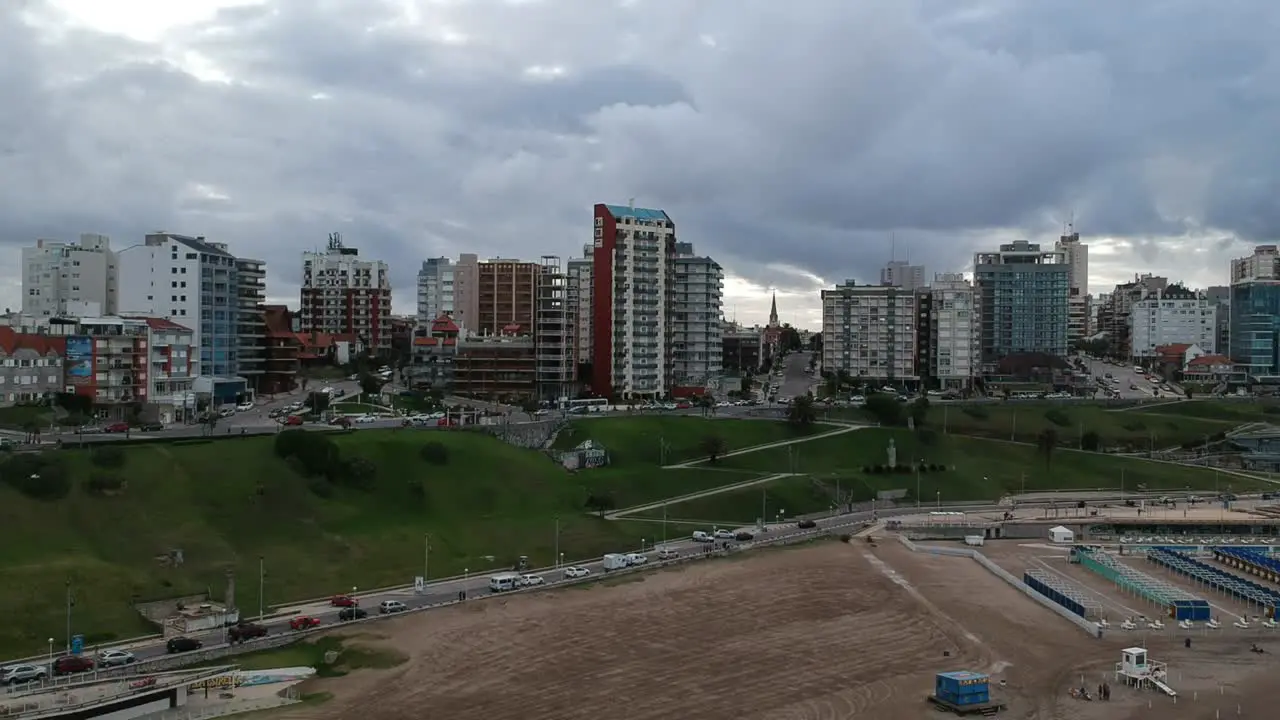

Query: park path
661 423 863 469
1107 399 1189 413
607 423 869 520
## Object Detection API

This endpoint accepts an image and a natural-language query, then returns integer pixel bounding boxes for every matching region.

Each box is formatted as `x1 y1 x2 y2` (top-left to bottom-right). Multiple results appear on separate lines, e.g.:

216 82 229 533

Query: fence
896 536 1101 638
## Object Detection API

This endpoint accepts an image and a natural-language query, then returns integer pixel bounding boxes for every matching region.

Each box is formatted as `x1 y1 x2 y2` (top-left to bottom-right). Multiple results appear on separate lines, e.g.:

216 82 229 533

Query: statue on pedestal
887 438 897 468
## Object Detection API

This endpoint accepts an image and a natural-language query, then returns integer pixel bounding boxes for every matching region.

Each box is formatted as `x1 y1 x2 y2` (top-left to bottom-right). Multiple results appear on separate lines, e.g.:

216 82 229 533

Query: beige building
22 234 119 317
821 282 918 384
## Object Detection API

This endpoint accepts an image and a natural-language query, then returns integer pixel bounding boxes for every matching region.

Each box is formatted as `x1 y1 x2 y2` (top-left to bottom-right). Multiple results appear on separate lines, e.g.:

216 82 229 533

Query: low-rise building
131 317 198 423
409 314 459 391
721 325 762 376
1129 284 1216 359
454 331 537 400
1182 354 1235 386
0 327 65 406
261 305 300 395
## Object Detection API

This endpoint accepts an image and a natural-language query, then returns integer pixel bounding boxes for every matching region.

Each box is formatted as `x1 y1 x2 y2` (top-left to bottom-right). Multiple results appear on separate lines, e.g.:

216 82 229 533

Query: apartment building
928 273 978 389
1229 245 1280 377
1055 230 1091 342
416 257 455 323
476 259 539 335
452 254 480 334
117 232 244 403
134 317 198 422
880 260 926 291
236 258 267 390
21 234 119 317
973 241 1070 363
453 334 537 399
67 316 149 411
1097 275 1169 357
299 233 391 351
566 253 593 373
261 305 299 395
670 243 724 389
591 203 676 399
821 282 918 384
1205 286 1231 356
1128 284 1217 359
721 324 762 375
0 327 64 406
409 314 459 391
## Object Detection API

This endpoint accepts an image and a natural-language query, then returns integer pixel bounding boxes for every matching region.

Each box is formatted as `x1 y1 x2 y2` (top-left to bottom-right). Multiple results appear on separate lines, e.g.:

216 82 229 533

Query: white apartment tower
880 260 926 291
1055 228 1090 341
300 234 393 350
22 234 119 316
821 281 918 383
591 203 675 398
566 251 594 371
929 273 978 388
1128 284 1217 359
671 242 724 388
416 257 455 323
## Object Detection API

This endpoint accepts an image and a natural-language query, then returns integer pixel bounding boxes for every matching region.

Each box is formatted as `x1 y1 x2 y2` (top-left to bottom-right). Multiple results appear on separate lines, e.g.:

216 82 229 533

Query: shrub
334 455 377 490
274 430 342 478
1043 409 1071 427
85 473 125 495
419 442 449 465
0 453 71 501
1081 431 1102 452
1121 420 1146 432
864 393 904 426
961 405 989 420
90 445 126 469
307 477 334 498
839 533 852 543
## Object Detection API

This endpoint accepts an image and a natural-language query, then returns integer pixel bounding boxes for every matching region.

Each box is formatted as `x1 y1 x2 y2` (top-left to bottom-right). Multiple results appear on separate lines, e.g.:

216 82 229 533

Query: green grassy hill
0 417 806 657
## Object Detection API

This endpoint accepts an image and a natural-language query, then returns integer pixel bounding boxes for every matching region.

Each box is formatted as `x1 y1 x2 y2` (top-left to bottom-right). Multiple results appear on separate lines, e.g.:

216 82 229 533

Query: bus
559 397 610 413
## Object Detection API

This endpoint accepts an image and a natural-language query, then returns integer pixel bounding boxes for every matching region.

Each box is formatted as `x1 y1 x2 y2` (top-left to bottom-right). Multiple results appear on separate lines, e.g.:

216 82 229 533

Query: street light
464 567 469 580
47 638 53 670
257 556 265 621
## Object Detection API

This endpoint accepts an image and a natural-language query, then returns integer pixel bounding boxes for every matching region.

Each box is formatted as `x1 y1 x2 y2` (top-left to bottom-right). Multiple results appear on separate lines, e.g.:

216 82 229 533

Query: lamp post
554 517 560 569
47 638 53 670
257 556 265 621
64 579 72 654
424 534 430 583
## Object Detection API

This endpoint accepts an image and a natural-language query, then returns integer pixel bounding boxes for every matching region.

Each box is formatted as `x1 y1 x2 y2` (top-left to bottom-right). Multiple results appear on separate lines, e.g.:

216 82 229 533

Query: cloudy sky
3 0 1278 329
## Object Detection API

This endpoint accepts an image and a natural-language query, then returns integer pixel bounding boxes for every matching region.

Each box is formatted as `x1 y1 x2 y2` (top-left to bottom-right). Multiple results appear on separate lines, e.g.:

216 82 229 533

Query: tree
700 434 728 463
1080 430 1101 452
739 375 753 395
699 394 715 417
788 395 818 427
21 420 40 445
864 393 903 426
910 397 930 428
358 373 387 402
1038 427 1059 469
203 413 219 436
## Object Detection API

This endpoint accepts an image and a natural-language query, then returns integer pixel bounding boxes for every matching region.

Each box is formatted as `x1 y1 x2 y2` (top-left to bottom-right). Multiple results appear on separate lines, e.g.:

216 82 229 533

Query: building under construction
535 255 574 401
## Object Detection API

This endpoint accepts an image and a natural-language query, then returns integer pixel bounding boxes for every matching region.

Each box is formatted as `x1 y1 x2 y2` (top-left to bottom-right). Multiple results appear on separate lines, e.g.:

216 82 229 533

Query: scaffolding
535 255 573 401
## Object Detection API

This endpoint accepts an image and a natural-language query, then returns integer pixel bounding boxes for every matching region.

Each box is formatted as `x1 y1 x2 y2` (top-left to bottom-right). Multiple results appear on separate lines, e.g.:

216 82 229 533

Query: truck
602 553 629 571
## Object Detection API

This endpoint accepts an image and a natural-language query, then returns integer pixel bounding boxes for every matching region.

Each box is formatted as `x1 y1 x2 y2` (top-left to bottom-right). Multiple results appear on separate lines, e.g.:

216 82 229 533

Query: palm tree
788 395 817 427
1038 427 1059 469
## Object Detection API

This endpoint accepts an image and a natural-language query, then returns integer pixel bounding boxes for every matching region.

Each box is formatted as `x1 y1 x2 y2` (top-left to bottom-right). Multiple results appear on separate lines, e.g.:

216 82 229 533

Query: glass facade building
974 241 1070 363
1229 282 1280 377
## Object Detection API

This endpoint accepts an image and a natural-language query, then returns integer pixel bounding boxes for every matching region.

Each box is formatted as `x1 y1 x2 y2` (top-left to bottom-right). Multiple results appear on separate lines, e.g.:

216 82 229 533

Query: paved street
1080 356 1178 399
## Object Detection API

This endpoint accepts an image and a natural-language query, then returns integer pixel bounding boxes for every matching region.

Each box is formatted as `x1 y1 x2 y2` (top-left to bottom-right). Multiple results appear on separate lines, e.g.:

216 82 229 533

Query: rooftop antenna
890 232 897 262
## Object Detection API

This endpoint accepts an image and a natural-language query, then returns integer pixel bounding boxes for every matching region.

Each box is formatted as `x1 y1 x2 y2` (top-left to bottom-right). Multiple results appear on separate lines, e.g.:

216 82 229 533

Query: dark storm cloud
1 0 1278 319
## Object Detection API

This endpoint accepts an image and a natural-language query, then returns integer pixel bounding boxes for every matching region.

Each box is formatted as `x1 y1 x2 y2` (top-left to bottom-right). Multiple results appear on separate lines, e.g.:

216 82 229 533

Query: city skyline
2 1 1276 330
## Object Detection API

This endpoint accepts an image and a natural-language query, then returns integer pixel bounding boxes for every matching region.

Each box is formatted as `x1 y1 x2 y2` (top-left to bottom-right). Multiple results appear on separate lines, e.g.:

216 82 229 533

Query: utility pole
65 579 72 653
761 487 767 526
661 503 667 547
1011 410 1017 442
258 556 265 621
424 533 430 582
554 516 560 568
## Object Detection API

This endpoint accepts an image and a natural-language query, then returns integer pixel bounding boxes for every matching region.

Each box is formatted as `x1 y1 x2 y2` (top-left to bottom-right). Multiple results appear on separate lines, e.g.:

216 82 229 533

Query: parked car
734 531 755 541
96 649 136 666
138 422 163 432
379 600 407 614
104 422 130 433
354 414 377 424
713 529 735 540
236 402 254 412
281 415 304 426
338 607 368 622
330 595 359 607
656 548 680 560
1 664 48 685
563 566 590 579
227 622 268 643
52 656 94 676
289 616 322 631
797 519 817 529
268 408 284 419
519 574 545 586
166 637 202 654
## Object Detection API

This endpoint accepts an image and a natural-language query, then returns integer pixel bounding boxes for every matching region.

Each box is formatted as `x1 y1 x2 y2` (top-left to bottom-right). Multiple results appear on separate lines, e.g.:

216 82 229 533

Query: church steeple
768 291 779 327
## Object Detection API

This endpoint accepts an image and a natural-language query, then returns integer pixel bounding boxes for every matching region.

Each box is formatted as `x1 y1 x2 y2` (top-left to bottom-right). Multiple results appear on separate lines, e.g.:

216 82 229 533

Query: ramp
1151 679 1176 697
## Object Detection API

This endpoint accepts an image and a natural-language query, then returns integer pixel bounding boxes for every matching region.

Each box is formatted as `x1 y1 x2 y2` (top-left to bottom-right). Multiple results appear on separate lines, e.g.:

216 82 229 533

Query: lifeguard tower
1114 647 1176 697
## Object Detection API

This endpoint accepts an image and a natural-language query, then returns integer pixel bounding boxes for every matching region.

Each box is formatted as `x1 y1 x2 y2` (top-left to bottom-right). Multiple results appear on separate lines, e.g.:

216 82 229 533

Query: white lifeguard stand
1114 647 1175 696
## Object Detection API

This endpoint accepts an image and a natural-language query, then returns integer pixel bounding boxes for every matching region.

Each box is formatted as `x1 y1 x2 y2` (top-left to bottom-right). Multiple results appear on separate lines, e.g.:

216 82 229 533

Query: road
1080 356 1177 400
776 352 817 401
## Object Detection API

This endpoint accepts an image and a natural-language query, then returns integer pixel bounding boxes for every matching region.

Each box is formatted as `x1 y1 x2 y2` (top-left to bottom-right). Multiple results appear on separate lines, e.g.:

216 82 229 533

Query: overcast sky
3 0 1278 330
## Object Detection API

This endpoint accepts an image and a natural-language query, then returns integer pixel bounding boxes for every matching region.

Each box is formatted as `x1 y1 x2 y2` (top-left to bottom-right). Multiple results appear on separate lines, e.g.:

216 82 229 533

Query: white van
625 553 648 565
488 573 522 592
692 531 713 543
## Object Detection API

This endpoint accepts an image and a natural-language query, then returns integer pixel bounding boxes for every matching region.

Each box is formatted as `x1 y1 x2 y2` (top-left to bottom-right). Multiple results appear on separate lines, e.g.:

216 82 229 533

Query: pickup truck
228 623 269 643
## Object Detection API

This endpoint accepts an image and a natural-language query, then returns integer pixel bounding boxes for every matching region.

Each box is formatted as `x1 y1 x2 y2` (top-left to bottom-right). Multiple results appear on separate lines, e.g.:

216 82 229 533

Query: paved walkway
661 423 863 469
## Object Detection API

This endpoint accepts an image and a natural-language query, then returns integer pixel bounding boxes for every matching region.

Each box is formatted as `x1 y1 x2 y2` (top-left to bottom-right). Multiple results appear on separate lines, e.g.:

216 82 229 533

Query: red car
281 415 303 426
104 422 130 433
330 595 358 608
289 616 322 631
52 656 95 676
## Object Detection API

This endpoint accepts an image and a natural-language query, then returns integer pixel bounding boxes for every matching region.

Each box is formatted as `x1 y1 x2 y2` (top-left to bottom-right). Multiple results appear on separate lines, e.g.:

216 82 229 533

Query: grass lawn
1129 399 1280 423
0 421 808 658
198 635 406 677
550 416 818 465
823 401 1238 449
639 474 841 525
0 404 57 429
704 428 1272 504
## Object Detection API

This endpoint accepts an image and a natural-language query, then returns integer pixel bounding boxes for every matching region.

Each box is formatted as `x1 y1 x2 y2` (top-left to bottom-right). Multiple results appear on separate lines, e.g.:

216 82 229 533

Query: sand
265 539 1280 720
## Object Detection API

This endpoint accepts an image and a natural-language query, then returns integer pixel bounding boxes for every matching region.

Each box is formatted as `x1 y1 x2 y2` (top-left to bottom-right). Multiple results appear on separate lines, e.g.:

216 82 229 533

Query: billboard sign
66 336 92 384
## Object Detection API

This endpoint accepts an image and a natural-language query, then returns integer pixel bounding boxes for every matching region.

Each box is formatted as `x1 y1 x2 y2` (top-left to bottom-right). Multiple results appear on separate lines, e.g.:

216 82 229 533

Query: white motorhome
602 553 629 571
488 573 522 592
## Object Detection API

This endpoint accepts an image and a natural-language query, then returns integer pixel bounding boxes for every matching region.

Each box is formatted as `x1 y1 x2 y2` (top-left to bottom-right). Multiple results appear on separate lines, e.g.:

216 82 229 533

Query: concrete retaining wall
896 536 1101 639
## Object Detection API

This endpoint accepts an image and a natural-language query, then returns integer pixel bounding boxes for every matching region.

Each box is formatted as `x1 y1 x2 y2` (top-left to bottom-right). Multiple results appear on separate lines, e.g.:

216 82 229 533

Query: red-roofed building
262 305 299 394
408 314 458 390
0 327 65 405
1151 343 1205 378
122 315 198 422
1183 354 1234 384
